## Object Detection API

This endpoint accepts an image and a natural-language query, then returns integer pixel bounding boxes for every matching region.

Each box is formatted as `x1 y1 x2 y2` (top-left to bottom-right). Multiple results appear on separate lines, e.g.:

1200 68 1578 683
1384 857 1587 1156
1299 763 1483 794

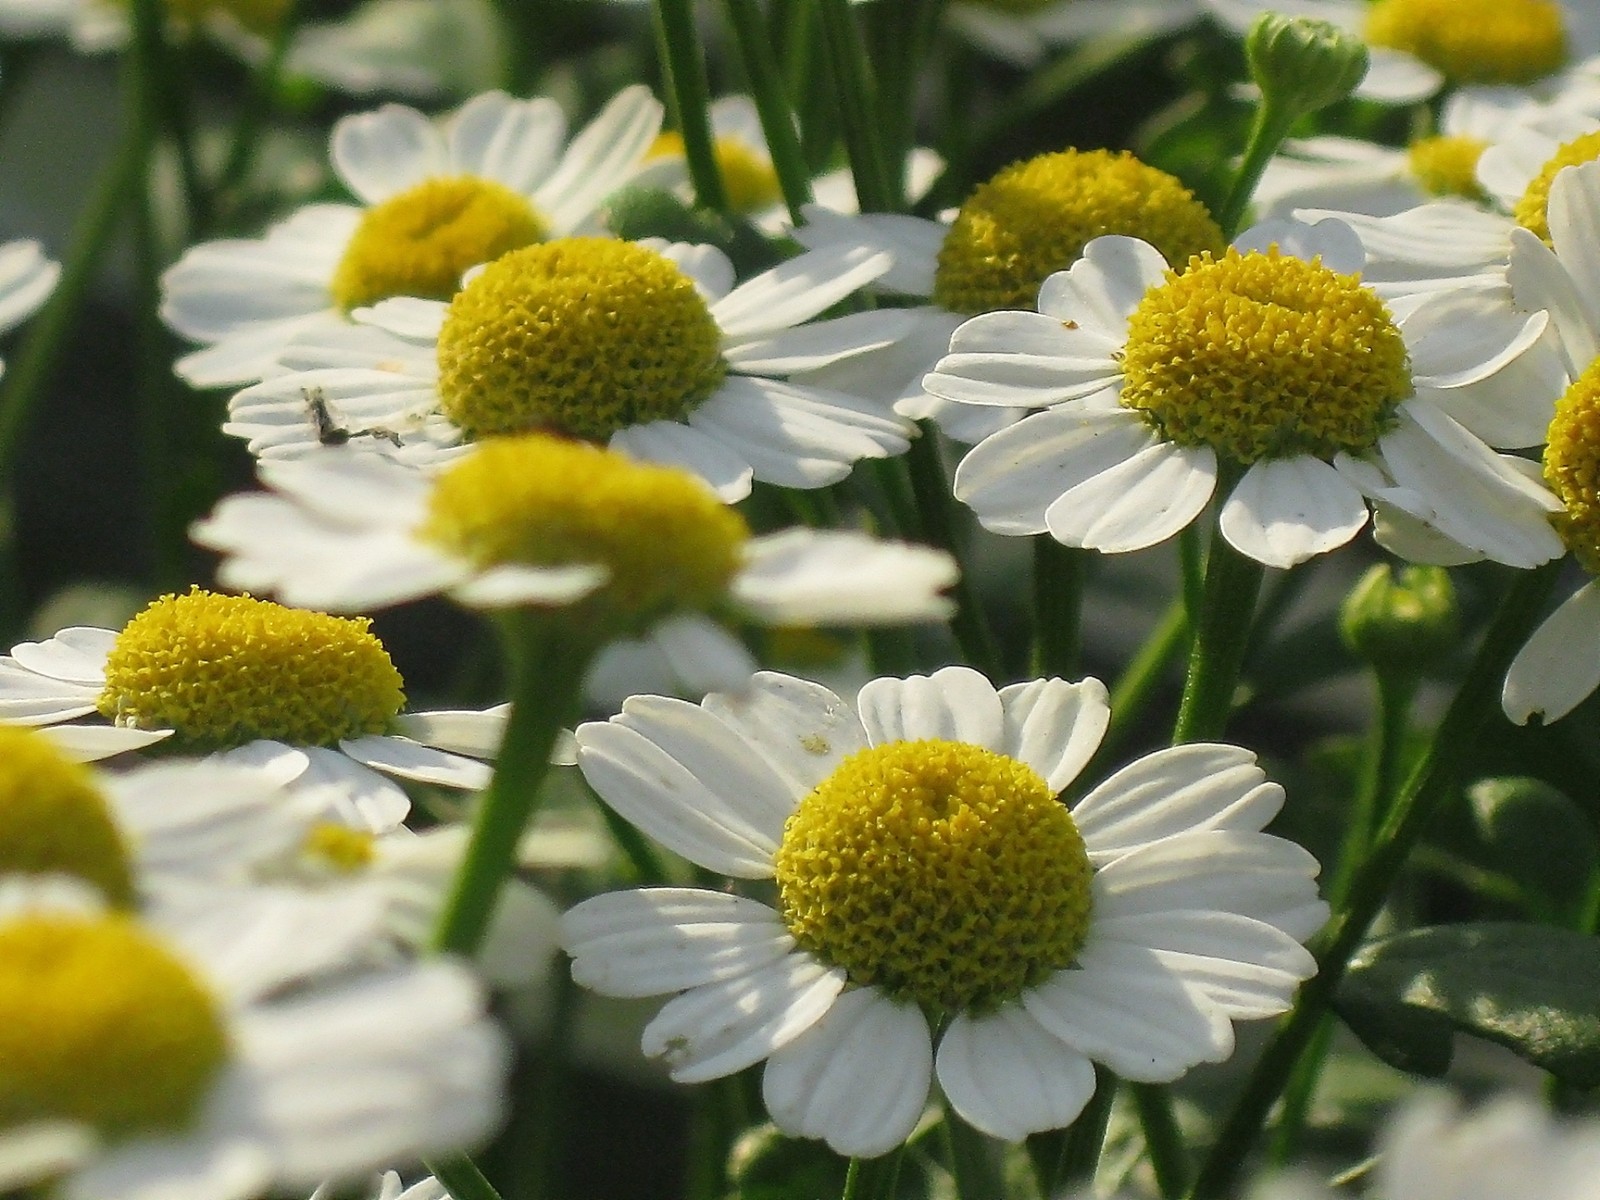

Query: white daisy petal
445 92 564 191
0 241 59 335
350 297 449 342
762 987 933 1158
609 419 754 502
711 246 891 340
1503 581 1600 725
331 104 449 203
338 735 492 790
1037 234 1171 333
390 705 508 758
723 309 912 374
732 529 956 625
701 672 869 794
647 613 761 696
937 1008 1096 1142
926 310 1121 407
997 676 1109 793
792 205 947 296
1044 440 1218 553
561 889 795 998
8 627 114 683
1218 455 1369 568
1401 288 1549 391
1507 226 1600 376
1547 161 1600 342
534 85 664 234
641 954 846 1083
295 746 412 832
1234 217 1364 274
1073 745 1283 862
449 562 609 608
41 725 174 762
857 665 1006 750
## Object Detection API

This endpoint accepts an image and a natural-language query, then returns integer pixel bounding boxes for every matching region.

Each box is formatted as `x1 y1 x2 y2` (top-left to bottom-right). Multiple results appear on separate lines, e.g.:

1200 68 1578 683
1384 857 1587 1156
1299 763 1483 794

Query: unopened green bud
598 185 735 248
1339 564 1458 676
1247 13 1369 120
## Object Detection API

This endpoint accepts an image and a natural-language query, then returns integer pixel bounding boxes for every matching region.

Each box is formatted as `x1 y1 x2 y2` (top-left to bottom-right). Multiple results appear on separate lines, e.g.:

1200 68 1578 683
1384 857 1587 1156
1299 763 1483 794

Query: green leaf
1336 923 1600 1087
1469 777 1597 919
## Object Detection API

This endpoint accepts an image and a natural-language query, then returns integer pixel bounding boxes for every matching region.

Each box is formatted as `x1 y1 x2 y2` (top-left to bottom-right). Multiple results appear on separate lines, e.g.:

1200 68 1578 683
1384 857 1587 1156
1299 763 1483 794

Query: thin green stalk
942 1109 1004 1200
1134 1083 1189 1199
652 0 728 211
1179 525 1204 625
129 0 208 234
904 428 1003 678
1036 1069 1117 1194
215 0 301 220
866 0 945 195
1091 600 1189 774
1032 538 1085 680
816 0 896 211
1216 102 1295 241
1171 529 1264 744
425 1154 505 1200
1188 562 1562 1200
840 1157 862 1200
721 0 813 223
431 615 595 955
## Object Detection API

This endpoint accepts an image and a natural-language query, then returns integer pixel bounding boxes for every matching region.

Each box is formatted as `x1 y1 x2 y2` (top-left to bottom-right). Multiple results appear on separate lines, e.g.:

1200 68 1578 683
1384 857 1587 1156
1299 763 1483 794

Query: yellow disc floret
1365 0 1567 85
421 435 749 629
0 727 133 908
773 739 1093 1014
435 238 728 441
1407 135 1490 201
96 589 406 749
330 177 547 311
301 823 377 874
932 150 1224 315
0 914 228 1134
649 132 783 213
1514 131 1600 244
1543 358 1600 574
1119 247 1411 463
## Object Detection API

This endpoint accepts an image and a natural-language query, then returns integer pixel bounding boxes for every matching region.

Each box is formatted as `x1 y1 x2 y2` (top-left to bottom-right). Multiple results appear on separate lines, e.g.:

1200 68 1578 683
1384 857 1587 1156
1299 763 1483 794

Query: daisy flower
159 86 663 388
0 588 520 829
222 238 914 500
0 0 286 52
792 148 1225 442
924 217 1564 569
0 874 507 1200
563 666 1326 1155
947 0 1201 67
0 240 59 377
311 1172 452 1200
192 433 957 684
1202 0 1600 105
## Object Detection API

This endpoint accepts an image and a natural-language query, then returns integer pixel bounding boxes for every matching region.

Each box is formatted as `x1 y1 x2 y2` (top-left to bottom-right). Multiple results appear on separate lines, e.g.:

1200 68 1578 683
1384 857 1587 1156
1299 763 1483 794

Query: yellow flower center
1514 131 1600 244
96 589 406 749
109 0 288 35
932 149 1225 316
435 239 728 441
1119 247 1411 464
1365 0 1567 85
648 132 783 213
300 823 377 874
329 176 548 312
0 727 133 908
773 739 1093 1014
1406 134 1490 201
420 435 749 630
1542 358 1600 574
0 914 228 1135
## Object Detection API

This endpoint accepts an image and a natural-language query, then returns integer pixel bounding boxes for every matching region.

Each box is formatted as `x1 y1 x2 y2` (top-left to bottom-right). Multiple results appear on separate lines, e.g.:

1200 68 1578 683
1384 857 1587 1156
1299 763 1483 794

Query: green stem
1171 528 1264 744
1032 537 1085 680
1216 101 1297 240
1187 562 1562 1200
1134 1084 1189 1199
1037 1069 1117 1194
652 0 728 211
214 0 301 222
431 614 594 956
905 428 1003 679
866 0 944 196
942 1109 1004 1200
721 0 813 224
817 0 896 212
1090 600 1189 775
840 1157 862 1200
425 1154 505 1200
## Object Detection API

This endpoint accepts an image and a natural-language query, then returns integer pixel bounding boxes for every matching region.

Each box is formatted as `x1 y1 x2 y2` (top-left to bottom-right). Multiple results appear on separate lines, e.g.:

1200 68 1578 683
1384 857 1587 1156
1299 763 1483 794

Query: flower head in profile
222 236 912 500
0 589 513 828
0 875 507 1200
925 217 1562 569
563 666 1326 1155
192 434 956 685
160 86 664 387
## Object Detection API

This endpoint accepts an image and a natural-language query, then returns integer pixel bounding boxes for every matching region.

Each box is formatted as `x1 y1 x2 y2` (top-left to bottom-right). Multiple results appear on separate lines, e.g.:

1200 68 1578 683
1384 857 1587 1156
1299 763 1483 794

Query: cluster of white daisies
6 0 1600 1195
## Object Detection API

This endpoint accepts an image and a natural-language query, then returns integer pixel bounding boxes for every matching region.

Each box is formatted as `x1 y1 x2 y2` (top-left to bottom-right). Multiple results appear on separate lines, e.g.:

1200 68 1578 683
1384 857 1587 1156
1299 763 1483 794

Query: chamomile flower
311 1172 452 1200
0 0 287 51
0 240 59 378
924 217 1564 569
947 0 1201 67
563 666 1326 1155
223 238 914 500
0 589 519 829
0 875 507 1200
160 86 663 388
792 148 1224 442
1203 0 1600 104
192 434 957 685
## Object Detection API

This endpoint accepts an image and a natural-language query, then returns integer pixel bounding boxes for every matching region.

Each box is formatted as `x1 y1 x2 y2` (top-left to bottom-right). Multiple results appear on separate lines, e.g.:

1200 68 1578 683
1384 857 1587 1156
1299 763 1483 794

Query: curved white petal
445 92 564 192
609 419 753 502
1507 225 1599 377
41 724 173 762
724 309 912 374
535 85 664 234
338 735 491 790
331 104 448 203
711 246 891 340
647 613 760 697
1037 234 1171 333
8 626 114 684
1044 440 1217 553
996 676 1109 793
762 987 932 1158
1218 456 1369 568
926 311 1121 408
733 529 956 625
390 705 508 758
856 665 1006 750
937 1008 1096 1141
1234 217 1364 274
700 672 868 794
1503 581 1600 725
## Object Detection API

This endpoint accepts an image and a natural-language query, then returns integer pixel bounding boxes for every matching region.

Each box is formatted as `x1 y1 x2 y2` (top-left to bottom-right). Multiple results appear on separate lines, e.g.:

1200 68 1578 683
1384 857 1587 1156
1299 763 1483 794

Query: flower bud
1339 563 1458 677
1247 13 1369 120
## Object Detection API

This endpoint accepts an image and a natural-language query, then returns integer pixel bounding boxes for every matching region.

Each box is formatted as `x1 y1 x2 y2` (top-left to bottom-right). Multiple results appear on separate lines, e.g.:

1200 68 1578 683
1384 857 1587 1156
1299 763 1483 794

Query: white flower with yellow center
0 240 58 377
311 1171 451 1200
948 0 1200 66
793 148 1226 443
222 238 913 499
0 875 507 1200
1203 0 1600 104
192 433 957 684
563 666 1326 1155
160 86 663 388
0 588 519 829
924 217 1563 569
